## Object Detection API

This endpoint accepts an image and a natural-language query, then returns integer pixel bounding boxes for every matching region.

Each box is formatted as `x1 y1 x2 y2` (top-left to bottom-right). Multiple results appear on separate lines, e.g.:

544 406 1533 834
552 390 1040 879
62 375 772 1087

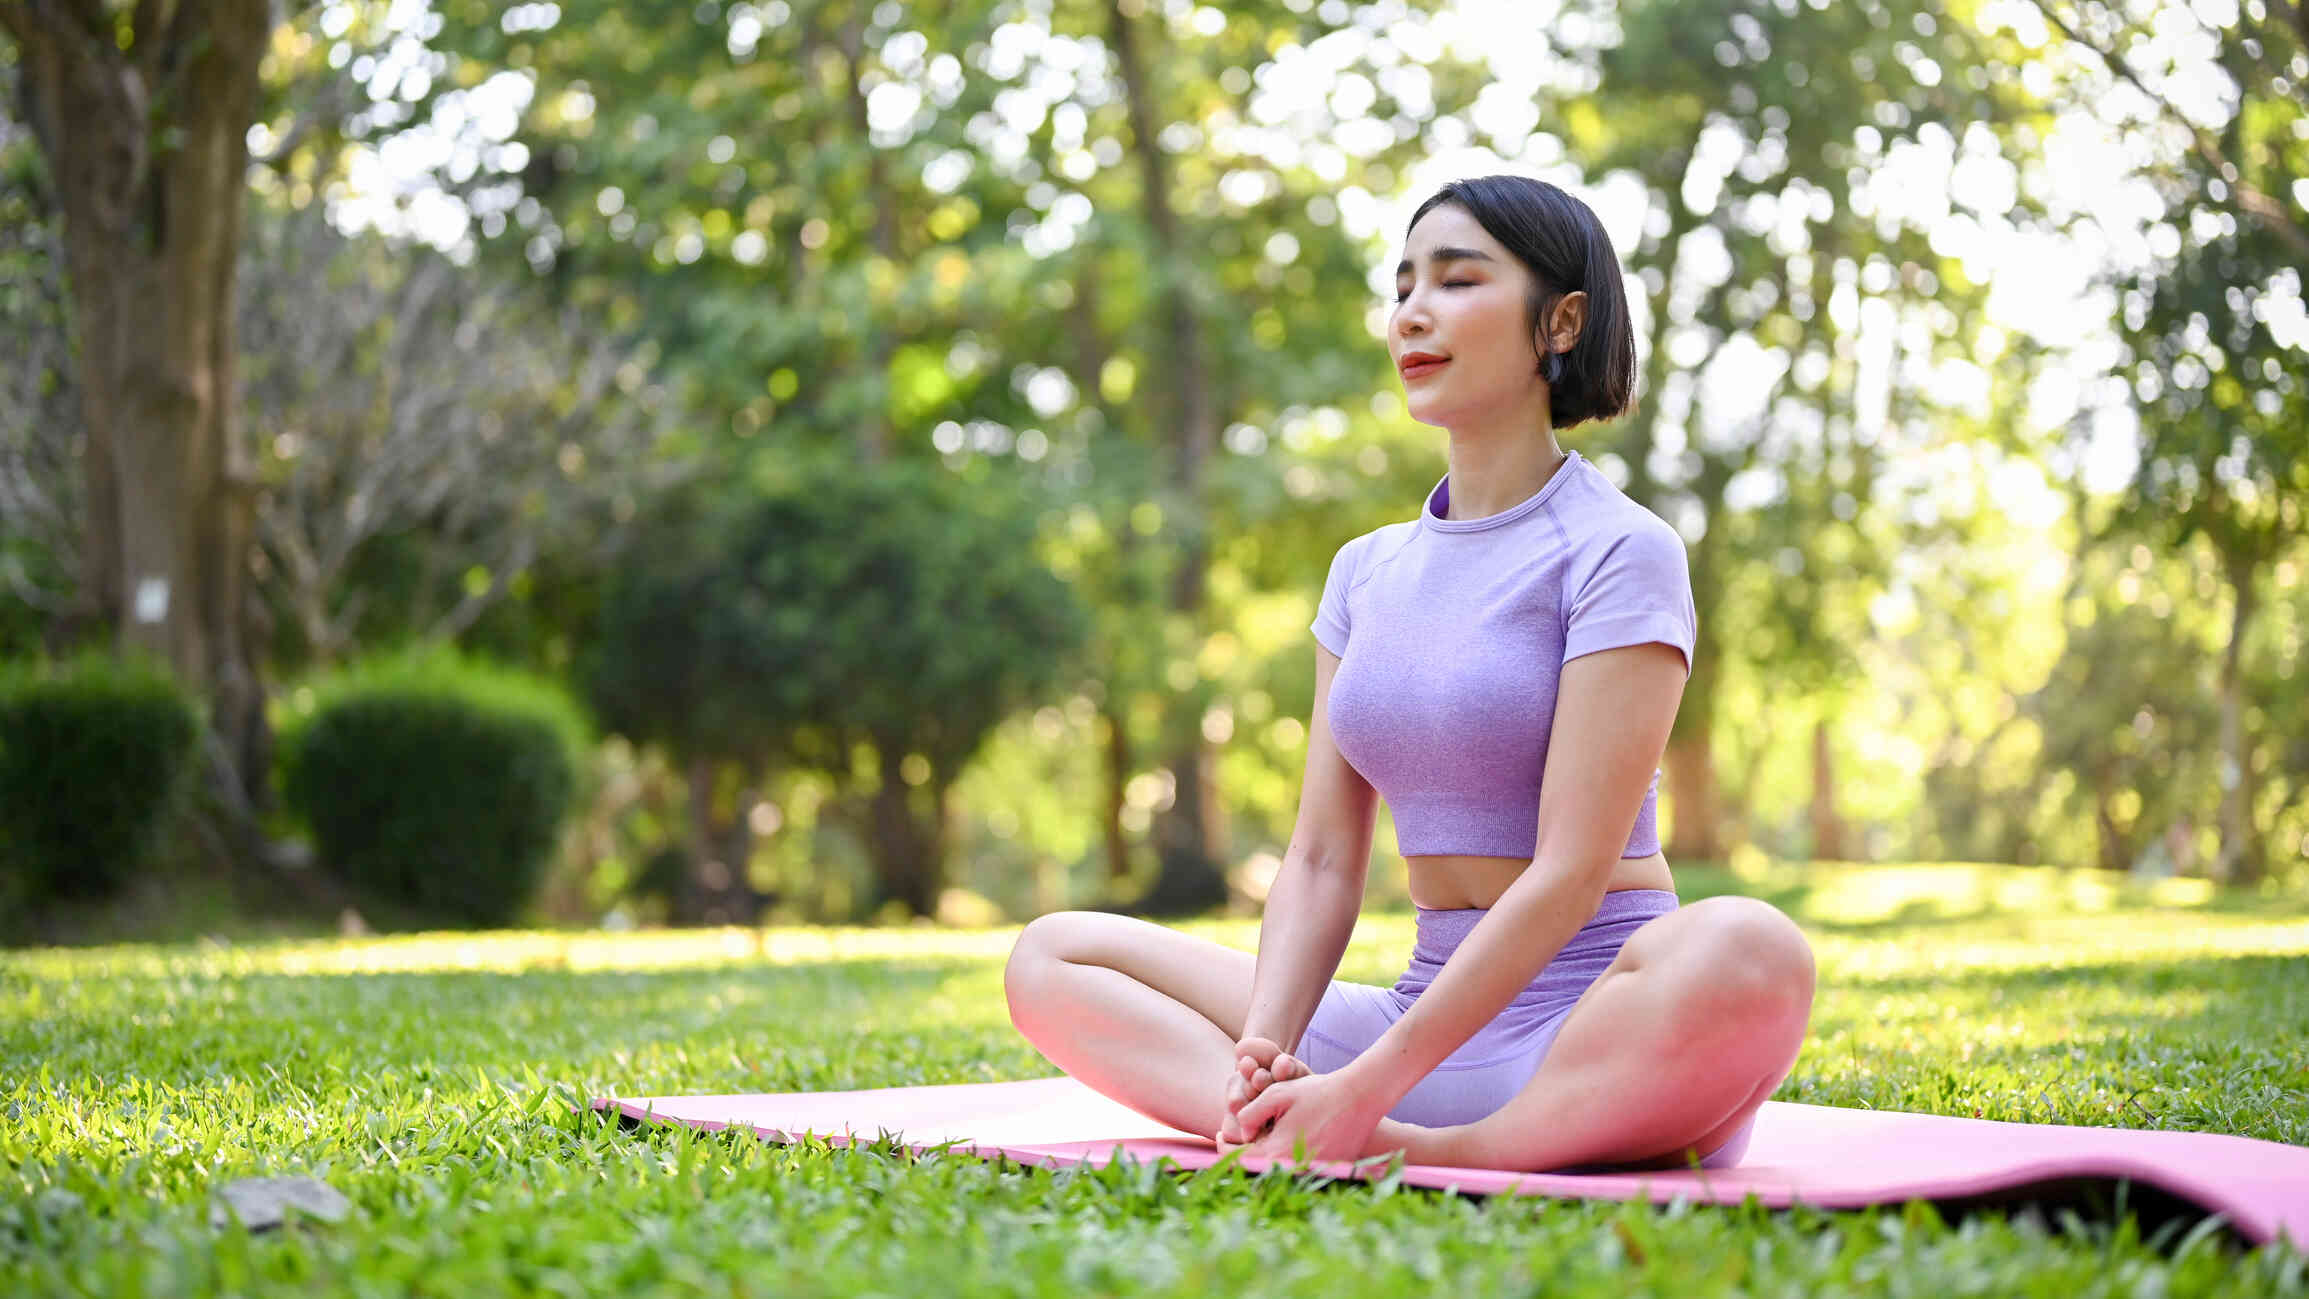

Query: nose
1394 296 1428 340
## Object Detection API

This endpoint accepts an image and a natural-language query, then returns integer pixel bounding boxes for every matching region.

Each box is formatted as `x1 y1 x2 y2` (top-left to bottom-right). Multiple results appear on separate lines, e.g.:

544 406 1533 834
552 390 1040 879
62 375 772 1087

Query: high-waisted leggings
1294 888 1753 1169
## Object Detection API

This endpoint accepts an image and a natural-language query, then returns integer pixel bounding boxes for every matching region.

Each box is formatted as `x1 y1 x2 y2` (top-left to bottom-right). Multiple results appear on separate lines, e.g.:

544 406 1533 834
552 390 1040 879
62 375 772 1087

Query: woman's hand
1217 1035 1309 1146
1224 1069 1392 1165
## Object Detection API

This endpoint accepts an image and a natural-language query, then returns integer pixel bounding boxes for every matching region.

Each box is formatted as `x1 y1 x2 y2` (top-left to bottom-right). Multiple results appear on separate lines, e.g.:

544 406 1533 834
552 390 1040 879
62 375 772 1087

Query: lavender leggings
1295 888 1753 1169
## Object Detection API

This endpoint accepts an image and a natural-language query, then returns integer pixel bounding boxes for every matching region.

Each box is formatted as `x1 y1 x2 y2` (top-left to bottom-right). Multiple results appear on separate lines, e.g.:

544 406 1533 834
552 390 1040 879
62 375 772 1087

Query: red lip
1400 354 1450 380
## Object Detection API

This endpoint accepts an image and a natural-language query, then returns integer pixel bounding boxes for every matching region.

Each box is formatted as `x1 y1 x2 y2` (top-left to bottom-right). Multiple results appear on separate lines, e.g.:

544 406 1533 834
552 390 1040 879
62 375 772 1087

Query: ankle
1375 1117 1450 1166
1434 1123 1483 1168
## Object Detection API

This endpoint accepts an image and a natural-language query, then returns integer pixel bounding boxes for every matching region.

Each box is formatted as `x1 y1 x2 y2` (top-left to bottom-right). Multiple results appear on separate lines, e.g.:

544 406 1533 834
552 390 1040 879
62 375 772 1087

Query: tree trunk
680 755 764 924
868 747 947 918
720 779 761 913
1108 0 1226 914
1627 162 1724 866
1140 741 1230 915
2212 549 2261 884
1666 520 1727 863
1101 698 1135 884
683 755 726 923
2092 756 2126 873
1809 717 1846 862
1664 715 1722 863
1066 274 1143 899
1612 152 1697 508
6 2 274 824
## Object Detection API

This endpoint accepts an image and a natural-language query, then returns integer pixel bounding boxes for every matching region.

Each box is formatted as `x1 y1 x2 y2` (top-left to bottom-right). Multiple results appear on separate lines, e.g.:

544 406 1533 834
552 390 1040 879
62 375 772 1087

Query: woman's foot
1215 1114 1440 1166
1369 1116 1454 1165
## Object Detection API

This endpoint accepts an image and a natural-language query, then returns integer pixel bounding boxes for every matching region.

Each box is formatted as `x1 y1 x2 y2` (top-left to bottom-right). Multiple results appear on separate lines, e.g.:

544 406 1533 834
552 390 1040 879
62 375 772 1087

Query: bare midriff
1405 851 1674 911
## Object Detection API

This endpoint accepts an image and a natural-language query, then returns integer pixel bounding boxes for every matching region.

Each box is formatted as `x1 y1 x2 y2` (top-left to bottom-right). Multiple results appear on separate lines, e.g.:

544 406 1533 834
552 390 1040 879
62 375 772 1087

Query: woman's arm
1238 644 1378 1054
1331 640 1688 1113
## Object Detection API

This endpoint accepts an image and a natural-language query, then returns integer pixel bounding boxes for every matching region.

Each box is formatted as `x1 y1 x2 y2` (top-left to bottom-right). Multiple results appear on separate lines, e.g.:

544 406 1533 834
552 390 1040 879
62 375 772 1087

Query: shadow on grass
1796 897 2007 936
1809 951 2309 1142
1658 871 1817 916
1836 949 2309 1011
15 954 1058 1098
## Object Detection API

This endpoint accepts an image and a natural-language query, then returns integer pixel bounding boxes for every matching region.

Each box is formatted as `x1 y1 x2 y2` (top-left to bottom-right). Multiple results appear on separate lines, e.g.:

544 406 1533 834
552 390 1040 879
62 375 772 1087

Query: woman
1003 175 1816 1171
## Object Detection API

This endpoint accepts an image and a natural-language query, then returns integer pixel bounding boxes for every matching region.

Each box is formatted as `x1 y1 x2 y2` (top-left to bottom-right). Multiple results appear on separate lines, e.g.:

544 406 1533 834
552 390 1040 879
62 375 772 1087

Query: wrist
1336 1047 1420 1111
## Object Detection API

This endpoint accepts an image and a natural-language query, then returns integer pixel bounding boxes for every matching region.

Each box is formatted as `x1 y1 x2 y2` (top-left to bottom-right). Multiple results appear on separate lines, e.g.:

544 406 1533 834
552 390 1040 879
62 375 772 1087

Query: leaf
210 1176 354 1232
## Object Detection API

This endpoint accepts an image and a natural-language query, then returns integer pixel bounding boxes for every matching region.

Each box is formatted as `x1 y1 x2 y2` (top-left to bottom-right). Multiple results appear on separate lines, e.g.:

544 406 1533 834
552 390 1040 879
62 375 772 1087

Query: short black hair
1404 175 1636 429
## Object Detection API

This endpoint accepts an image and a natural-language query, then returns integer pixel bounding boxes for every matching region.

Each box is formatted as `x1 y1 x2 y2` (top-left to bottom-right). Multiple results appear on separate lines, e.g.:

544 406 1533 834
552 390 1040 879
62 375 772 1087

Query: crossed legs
1002 911 1259 1140
1414 895 1815 1170
1002 894 1815 1171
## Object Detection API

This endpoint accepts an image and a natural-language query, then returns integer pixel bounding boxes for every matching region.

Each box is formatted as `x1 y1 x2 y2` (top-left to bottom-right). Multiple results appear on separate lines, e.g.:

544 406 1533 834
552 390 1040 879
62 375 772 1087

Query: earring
1542 352 1565 385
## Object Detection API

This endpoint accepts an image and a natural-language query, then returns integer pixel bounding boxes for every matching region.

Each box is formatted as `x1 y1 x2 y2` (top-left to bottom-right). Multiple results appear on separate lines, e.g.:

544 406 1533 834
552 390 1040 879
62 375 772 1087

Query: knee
1681 897 1816 1024
1003 911 1090 1026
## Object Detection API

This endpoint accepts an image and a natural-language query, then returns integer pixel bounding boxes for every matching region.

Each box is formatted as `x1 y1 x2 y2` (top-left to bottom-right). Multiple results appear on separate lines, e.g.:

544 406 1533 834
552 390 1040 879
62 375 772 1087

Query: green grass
6 863 2308 1296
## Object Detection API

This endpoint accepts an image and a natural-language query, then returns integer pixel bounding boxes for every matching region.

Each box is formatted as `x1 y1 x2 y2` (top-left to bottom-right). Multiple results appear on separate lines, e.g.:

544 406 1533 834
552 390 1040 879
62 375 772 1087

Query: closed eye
1392 281 1475 303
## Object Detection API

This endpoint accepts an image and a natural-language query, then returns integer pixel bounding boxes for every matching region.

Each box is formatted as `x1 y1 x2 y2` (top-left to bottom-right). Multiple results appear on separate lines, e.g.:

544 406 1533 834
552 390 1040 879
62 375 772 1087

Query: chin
1401 397 1456 429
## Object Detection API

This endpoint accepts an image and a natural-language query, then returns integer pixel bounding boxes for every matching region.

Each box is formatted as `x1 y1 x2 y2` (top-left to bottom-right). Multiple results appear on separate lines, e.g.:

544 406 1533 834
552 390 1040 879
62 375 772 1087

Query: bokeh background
2 0 2302 939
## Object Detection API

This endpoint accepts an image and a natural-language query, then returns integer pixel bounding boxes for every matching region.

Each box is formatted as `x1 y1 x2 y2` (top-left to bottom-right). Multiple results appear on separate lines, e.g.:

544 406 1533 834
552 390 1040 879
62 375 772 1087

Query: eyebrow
1395 246 1498 276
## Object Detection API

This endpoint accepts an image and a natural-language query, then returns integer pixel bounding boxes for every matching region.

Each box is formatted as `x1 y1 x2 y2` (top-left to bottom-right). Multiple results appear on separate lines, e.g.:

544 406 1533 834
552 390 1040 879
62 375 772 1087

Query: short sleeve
1310 535 1364 657
1563 521 1696 676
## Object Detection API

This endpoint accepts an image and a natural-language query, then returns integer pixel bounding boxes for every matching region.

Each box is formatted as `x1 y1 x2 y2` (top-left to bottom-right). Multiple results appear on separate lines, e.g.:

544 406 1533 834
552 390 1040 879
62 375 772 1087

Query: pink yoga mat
593 1075 2309 1247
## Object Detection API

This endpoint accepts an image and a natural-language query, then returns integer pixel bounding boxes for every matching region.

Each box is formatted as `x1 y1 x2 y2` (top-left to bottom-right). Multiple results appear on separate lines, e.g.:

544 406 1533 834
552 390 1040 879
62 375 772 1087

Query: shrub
586 461 1089 918
0 653 202 910
279 649 586 928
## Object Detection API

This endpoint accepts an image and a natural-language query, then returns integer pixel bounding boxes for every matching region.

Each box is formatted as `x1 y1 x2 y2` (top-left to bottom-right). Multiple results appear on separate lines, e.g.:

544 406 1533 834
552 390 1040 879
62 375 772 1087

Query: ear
1541 291 1588 357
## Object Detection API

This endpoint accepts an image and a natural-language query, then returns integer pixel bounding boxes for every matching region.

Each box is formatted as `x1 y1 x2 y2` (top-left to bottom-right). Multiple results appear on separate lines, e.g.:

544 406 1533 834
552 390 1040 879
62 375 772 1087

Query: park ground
6 861 2308 1297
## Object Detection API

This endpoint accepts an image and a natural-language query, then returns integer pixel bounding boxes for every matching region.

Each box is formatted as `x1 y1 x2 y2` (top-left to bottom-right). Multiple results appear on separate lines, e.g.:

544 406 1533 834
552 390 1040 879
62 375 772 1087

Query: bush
279 649 586 928
0 653 203 911
585 461 1089 918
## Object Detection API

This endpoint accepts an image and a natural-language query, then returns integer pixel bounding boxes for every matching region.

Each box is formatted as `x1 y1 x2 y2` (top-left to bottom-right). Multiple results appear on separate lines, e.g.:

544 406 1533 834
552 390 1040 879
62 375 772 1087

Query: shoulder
1551 460 1689 588
1561 458 1682 543
1326 518 1420 588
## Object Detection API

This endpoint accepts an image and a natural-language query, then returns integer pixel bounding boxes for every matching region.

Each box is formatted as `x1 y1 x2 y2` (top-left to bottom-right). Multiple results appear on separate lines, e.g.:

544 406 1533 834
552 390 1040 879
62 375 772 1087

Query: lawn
6 863 2308 1297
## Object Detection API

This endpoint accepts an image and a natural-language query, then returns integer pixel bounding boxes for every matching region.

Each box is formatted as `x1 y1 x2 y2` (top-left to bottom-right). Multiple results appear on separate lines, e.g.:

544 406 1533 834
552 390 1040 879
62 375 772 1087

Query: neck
1442 416 1568 520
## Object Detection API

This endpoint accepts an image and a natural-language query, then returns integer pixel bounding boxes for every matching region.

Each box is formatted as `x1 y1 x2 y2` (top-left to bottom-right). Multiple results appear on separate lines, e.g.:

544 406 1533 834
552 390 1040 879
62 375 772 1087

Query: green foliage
1980 0 2309 881
7 0 2298 928
0 654 202 916
584 461 1087 915
4 865 2309 1295
406 0 1502 904
278 648 588 928
1580 0 2051 747
232 196 672 682
2097 8 2307 564
0 53 78 660
2020 545 2223 869
588 460 1088 781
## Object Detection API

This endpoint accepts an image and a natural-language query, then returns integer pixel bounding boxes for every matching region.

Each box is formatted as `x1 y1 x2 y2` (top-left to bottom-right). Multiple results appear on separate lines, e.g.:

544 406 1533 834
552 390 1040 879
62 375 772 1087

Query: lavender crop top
1311 450 1697 860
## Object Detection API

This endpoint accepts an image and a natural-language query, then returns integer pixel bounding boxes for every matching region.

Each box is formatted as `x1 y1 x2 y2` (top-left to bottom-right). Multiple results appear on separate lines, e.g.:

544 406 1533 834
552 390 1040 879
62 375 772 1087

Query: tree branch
2027 0 2309 260
6 0 112 60
251 79 359 179
424 531 538 643
129 0 167 85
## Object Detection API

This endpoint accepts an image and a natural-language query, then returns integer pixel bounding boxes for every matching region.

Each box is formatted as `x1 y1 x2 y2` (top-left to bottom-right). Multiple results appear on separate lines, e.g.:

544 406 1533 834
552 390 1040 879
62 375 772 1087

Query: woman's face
1389 204 1545 429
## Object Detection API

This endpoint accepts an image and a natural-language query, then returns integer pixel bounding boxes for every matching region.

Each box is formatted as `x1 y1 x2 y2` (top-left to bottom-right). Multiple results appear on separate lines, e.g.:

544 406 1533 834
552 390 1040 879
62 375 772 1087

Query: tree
0 1 274 826
401 0 1493 911
2027 0 2309 881
1560 0 2046 859
236 200 679 671
587 463 1089 920
2025 543 2223 873
0 56 76 656
1024 0 1492 908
